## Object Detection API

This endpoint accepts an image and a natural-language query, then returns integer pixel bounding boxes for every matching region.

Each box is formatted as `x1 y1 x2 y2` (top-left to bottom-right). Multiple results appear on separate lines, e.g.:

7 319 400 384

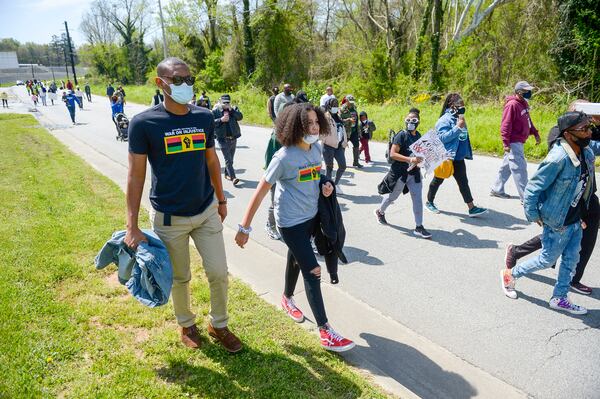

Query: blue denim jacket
95 230 173 307
435 110 473 160
523 139 595 230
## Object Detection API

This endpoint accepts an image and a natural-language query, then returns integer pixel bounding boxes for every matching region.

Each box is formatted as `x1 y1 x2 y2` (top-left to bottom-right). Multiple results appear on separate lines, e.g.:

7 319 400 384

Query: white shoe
336 185 344 195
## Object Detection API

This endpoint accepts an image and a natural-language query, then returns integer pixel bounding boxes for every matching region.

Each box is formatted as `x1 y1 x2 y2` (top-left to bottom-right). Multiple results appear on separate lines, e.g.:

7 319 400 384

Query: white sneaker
549 296 587 315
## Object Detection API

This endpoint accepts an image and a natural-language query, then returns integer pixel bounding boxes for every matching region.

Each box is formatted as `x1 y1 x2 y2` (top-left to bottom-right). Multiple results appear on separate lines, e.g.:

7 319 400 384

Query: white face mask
303 134 319 145
161 79 194 105
406 123 417 131
330 107 339 114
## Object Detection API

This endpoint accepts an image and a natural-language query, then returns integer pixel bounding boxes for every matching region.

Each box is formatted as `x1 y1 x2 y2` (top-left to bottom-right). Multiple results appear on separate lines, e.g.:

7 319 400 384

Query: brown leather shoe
207 323 242 353
181 324 203 349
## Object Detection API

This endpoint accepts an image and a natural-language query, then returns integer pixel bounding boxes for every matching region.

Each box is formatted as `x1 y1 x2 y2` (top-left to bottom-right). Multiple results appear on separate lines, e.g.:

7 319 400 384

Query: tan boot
207 323 242 353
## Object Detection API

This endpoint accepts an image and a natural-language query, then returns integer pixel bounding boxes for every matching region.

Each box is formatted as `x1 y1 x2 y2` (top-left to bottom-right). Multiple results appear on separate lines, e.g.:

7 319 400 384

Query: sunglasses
570 125 591 133
405 118 420 124
161 75 195 86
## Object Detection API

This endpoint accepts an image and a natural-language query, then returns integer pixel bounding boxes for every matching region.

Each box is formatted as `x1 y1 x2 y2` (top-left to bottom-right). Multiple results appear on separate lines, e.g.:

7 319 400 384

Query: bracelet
238 224 252 235
218 200 227 205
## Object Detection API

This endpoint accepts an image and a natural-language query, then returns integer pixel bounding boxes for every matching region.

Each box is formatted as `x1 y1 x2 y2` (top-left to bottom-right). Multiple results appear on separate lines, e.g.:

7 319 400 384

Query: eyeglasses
160 75 195 86
405 118 419 124
570 125 591 132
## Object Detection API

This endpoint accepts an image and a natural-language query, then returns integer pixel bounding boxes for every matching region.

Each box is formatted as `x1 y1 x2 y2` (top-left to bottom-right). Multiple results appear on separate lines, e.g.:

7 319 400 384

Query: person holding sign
425 93 488 217
235 103 355 353
375 108 432 238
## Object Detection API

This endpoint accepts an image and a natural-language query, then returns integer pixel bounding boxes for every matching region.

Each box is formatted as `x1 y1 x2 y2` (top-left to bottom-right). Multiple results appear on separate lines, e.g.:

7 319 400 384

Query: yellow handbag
434 160 454 179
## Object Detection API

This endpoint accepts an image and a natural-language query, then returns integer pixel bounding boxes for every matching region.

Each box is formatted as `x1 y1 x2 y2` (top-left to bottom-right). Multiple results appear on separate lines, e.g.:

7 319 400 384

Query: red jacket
500 95 539 147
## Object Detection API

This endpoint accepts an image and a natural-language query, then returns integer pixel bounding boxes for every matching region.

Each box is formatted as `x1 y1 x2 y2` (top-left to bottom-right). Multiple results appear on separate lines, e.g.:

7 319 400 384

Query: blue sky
0 0 95 46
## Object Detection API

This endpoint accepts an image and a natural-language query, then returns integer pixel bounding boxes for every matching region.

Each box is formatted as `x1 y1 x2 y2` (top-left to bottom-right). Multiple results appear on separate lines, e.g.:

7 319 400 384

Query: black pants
513 194 600 283
427 159 474 204
86 93 92 102
279 217 330 327
350 133 360 165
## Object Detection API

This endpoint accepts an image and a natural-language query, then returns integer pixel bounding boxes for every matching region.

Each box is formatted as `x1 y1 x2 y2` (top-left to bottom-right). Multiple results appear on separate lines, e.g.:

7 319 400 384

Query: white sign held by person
409 129 451 175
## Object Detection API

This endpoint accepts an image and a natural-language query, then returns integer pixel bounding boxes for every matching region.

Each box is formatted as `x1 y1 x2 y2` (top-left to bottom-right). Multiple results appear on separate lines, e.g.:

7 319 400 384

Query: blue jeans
512 223 582 298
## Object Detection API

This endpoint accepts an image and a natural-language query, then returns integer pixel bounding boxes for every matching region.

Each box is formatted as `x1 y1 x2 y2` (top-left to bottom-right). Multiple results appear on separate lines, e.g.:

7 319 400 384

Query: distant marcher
358 111 376 165
31 92 39 107
106 83 115 101
213 94 243 185
1 91 8 108
48 85 57 105
425 93 488 217
111 95 123 117
292 90 309 104
235 103 356 353
321 97 347 193
75 87 84 109
39 85 47 106
375 108 431 238
116 86 126 104
66 79 73 91
84 84 92 102
340 95 362 168
491 81 540 201
197 91 212 109
267 86 279 122
273 83 295 118
190 93 197 105
63 90 82 124
151 89 164 106
319 86 335 108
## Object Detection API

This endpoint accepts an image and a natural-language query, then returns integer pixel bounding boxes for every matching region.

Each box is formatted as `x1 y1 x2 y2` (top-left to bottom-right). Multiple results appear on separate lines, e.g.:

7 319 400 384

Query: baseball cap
221 94 231 103
558 111 589 133
346 94 356 103
514 81 533 92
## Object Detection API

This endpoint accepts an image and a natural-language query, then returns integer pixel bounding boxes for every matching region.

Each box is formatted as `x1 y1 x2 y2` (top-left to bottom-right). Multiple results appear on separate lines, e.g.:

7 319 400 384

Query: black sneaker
374 209 387 225
414 225 432 239
353 163 363 169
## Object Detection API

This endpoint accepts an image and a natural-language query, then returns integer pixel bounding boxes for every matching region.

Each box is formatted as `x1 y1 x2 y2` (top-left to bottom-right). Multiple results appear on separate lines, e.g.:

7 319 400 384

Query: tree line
7 0 599 103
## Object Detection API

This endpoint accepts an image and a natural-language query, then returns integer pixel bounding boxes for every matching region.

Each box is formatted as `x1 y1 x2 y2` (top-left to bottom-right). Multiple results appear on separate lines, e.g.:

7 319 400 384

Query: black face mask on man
570 133 591 148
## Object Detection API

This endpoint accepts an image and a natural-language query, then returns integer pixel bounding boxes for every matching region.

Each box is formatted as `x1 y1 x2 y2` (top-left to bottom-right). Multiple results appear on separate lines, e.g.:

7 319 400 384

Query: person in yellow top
1 91 8 108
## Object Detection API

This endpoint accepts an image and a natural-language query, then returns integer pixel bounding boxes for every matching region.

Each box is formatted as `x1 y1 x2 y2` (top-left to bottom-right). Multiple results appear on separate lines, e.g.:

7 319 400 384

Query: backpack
385 129 397 164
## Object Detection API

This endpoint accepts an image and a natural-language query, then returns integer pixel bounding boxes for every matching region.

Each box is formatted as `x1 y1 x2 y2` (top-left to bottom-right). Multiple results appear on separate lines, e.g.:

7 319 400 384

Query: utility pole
31 64 35 80
62 38 70 80
64 21 78 85
157 0 168 58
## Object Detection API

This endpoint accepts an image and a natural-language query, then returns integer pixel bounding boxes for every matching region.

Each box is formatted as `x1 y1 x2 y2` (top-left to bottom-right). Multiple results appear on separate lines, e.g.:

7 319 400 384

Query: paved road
5 86 600 398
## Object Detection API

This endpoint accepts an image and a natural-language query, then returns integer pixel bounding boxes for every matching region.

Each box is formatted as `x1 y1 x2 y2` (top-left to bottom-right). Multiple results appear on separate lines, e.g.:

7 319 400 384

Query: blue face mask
161 79 194 105
522 91 532 100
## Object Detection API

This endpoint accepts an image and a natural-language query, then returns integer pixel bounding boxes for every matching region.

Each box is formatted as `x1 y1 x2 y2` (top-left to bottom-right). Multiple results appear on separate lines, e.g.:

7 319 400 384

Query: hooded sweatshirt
500 95 539 147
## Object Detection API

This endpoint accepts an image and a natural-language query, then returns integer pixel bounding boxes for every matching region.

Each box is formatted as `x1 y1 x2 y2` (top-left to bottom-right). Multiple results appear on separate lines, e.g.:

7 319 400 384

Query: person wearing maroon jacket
491 81 541 201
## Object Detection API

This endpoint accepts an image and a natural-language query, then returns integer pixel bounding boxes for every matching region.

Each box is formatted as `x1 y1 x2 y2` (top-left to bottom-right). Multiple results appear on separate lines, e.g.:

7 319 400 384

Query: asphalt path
5 86 600 398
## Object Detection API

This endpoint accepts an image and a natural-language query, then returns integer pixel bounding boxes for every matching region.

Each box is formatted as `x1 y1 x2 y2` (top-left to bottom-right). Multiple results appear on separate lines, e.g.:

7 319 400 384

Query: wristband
218 200 227 205
238 224 252 234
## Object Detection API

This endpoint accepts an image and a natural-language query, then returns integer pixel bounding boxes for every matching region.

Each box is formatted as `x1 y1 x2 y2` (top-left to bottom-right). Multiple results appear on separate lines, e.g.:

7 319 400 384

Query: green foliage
197 49 228 92
551 0 600 101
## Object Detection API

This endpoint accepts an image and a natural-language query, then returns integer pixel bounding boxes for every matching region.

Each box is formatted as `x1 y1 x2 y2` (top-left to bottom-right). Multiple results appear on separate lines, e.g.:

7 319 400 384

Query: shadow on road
357 333 478 399
344 246 384 266
516 292 600 329
442 208 528 231
339 193 382 205
428 228 498 249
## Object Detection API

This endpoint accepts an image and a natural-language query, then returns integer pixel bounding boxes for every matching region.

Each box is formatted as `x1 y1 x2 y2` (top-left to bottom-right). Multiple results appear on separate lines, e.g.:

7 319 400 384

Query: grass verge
0 113 389 398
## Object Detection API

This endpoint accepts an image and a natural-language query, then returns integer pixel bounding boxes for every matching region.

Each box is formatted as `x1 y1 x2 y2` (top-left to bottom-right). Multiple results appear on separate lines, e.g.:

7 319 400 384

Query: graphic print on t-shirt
298 164 321 182
163 127 206 154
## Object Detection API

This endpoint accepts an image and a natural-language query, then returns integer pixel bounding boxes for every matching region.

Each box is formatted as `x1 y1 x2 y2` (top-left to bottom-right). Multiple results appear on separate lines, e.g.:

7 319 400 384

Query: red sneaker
281 295 304 323
319 324 355 352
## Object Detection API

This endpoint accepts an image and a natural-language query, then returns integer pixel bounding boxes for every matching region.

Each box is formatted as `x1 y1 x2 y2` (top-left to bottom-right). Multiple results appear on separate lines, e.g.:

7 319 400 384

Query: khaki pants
151 201 229 328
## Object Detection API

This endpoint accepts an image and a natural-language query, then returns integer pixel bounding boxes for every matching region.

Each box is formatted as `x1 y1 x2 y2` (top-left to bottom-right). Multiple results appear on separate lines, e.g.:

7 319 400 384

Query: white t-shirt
320 94 336 107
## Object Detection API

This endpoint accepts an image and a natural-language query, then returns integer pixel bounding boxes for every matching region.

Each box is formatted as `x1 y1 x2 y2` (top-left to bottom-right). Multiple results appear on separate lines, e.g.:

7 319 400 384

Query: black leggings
279 217 329 327
427 159 474 204
512 194 600 283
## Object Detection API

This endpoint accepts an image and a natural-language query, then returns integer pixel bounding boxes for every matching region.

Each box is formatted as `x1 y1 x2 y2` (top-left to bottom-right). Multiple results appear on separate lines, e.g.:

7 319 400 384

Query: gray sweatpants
378 174 423 227
491 142 528 200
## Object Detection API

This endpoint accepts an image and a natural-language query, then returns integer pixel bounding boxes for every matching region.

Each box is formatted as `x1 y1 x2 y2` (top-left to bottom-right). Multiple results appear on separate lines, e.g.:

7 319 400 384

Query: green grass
0 113 390 398
87 82 565 160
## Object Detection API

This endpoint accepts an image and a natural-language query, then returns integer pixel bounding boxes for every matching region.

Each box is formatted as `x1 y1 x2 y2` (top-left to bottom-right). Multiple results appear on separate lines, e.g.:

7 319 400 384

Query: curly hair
440 93 462 117
275 103 330 147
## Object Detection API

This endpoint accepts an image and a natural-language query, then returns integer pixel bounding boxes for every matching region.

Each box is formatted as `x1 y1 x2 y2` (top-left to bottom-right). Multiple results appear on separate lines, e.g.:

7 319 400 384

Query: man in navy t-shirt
125 57 242 353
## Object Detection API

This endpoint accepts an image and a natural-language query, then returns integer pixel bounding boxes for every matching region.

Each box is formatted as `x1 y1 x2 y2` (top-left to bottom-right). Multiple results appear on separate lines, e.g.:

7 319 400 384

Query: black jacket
314 176 348 280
